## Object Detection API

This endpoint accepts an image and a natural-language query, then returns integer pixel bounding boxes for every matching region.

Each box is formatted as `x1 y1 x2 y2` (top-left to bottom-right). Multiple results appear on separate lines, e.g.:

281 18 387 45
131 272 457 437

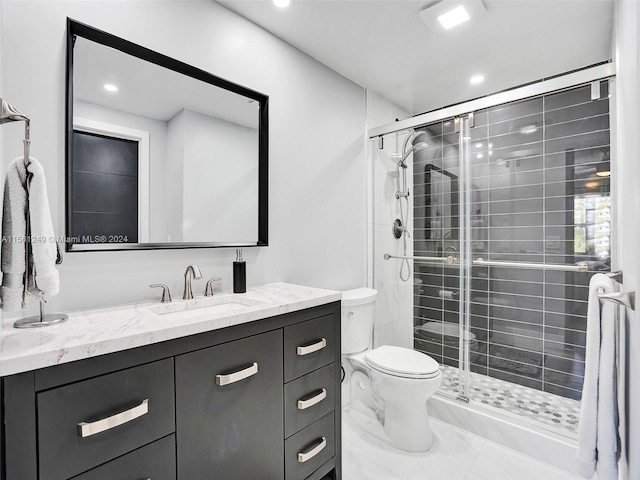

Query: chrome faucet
183 264 202 299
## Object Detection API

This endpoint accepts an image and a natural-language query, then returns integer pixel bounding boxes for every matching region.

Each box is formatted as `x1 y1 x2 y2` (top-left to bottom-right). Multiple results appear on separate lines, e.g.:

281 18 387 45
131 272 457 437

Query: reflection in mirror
66 19 268 251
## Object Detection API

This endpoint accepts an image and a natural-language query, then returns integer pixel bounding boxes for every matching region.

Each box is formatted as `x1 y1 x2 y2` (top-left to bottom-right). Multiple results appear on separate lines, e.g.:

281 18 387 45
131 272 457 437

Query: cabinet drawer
284 314 335 382
285 363 335 438
176 329 284 479
37 358 175 480
71 434 176 480
285 412 335 480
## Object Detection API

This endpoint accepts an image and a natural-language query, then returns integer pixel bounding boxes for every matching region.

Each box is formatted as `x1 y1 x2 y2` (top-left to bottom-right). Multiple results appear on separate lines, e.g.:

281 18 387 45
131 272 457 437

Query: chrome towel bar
384 253 455 264
598 290 635 311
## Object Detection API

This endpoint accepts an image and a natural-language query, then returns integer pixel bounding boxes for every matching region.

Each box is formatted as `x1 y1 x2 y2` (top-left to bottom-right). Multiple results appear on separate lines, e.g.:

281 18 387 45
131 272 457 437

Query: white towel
577 273 620 479
1 157 59 311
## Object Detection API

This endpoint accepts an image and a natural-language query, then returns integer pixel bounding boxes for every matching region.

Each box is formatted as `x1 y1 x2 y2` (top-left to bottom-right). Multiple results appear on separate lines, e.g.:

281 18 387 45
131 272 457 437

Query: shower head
0 98 29 125
400 141 429 164
403 129 428 154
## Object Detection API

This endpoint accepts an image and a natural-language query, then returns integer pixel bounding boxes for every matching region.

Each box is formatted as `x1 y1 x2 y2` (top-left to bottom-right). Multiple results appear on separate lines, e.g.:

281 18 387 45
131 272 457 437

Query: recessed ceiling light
470 75 485 85
419 1 487 33
438 5 470 29
273 0 290 7
475 142 483 148
104 84 118 92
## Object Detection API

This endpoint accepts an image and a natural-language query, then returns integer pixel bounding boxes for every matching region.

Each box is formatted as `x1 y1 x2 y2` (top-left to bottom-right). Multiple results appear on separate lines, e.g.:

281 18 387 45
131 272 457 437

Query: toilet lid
365 346 441 379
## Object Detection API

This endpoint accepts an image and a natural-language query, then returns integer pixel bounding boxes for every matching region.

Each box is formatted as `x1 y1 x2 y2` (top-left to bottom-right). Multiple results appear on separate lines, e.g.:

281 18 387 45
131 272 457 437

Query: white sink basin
146 295 265 321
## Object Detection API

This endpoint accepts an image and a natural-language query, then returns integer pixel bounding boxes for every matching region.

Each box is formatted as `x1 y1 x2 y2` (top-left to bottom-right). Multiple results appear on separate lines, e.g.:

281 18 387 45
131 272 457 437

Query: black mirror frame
65 18 268 252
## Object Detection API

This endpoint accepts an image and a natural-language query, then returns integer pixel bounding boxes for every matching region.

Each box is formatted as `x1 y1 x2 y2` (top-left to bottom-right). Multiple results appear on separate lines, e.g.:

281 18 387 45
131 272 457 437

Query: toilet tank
341 288 377 355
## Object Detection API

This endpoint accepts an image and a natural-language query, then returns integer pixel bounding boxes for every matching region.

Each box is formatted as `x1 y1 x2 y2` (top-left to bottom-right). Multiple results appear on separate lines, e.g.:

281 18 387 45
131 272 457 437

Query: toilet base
348 401 436 452
348 370 437 452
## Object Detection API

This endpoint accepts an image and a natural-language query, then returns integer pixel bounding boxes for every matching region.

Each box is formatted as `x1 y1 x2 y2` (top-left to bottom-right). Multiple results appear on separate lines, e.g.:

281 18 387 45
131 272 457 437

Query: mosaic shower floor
439 365 581 437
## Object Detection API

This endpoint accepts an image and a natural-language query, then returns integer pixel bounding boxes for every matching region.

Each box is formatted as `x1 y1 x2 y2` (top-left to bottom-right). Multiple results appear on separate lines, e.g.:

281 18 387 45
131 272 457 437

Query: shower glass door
409 78 612 434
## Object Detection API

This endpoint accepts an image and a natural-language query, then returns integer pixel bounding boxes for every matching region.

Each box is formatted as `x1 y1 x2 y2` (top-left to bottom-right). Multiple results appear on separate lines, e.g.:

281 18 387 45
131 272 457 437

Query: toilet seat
365 345 441 379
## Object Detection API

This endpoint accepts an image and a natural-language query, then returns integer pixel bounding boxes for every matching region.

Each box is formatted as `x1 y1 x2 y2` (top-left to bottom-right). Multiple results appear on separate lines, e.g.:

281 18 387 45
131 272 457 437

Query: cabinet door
175 330 284 479
71 434 176 480
37 358 175 480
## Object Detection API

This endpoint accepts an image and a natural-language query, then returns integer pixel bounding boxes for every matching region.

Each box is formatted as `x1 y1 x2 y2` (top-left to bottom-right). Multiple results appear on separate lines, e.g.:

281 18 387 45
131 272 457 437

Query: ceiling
74 35 259 128
217 0 615 116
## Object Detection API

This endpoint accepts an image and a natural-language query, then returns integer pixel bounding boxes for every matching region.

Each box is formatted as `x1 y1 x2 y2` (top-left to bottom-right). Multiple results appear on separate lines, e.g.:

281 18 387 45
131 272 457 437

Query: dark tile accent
544 312 587 332
489 97 543 124
487 369 542 391
544 85 592 111
544 355 585 377
543 383 581 401
545 327 587 348
544 339 586 361
546 115 610 140
488 343 543 378
545 130 610 155
489 198 544 215
488 113 544 137
489 333 543 354
490 279 543 297
545 99 609 125
489 185 544 203
546 298 588 317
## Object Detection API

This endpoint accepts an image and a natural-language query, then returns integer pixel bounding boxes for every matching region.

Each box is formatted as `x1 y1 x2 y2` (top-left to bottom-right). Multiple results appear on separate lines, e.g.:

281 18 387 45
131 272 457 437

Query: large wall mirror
65 19 268 251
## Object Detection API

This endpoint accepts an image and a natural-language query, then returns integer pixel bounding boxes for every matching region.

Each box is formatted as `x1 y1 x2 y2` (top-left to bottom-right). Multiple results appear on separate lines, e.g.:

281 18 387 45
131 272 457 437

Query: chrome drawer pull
297 388 327 410
216 362 258 386
297 338 326 356
78 399 149 438
298 436 326 463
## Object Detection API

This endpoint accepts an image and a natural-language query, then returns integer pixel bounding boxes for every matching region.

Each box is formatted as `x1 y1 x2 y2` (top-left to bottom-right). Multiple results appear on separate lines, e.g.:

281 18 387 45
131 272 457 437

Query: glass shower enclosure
370 64 614 437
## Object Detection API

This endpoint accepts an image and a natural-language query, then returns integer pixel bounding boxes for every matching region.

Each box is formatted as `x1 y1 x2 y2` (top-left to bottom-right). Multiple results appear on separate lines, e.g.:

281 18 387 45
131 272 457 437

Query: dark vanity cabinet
0 302 341 480
175 330 284 479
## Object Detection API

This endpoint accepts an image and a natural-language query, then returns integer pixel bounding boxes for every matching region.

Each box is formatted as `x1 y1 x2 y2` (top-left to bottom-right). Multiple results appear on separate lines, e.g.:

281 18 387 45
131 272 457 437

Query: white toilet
342 288 442 452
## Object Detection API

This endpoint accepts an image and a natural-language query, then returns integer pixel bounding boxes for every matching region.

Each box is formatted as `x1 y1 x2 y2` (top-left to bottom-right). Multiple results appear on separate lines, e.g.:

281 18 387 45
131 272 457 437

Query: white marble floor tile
342 415 469 480
467 442 587 480
343 411 589 480
428 418 486 471
343 440 405 480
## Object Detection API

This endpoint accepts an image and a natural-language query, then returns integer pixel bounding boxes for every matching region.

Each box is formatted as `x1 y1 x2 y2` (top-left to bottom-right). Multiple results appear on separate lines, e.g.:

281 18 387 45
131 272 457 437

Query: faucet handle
205 277 222 296
149 284 172 303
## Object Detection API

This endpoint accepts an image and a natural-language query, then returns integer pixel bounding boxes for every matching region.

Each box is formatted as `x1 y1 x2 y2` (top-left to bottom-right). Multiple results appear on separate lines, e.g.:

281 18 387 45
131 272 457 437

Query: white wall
0 0 366 317
365 90 412 350
613 1 640 478
166 109 186 243
181 109 258 243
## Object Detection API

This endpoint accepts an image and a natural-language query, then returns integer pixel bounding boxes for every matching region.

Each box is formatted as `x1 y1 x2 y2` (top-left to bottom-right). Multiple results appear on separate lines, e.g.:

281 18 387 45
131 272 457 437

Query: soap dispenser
233 249 246 293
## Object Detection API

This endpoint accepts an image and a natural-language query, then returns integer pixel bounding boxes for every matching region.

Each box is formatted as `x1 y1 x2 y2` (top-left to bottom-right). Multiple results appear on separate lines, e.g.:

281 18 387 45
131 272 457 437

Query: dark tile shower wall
413 83 611 400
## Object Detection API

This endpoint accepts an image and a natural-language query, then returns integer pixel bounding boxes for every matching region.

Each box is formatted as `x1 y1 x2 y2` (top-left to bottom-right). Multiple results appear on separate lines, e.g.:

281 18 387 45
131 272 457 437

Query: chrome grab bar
384 253 455 265
472 258 589 272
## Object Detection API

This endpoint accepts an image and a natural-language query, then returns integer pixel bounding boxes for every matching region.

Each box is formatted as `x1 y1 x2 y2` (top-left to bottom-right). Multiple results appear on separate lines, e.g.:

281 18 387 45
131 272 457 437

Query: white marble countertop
0 282 341 377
